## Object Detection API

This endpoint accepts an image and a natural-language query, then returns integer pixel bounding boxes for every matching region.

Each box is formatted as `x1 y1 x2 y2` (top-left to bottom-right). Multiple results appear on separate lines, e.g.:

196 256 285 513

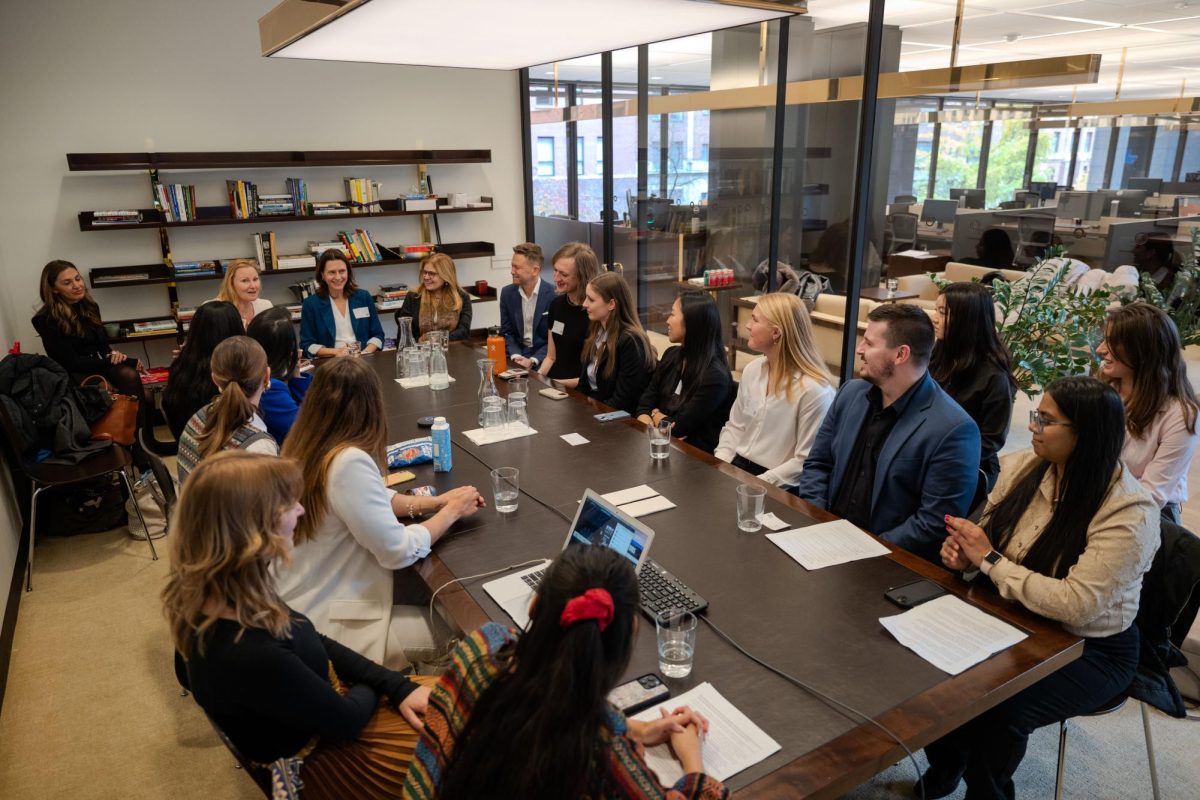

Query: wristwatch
983 549 1002 566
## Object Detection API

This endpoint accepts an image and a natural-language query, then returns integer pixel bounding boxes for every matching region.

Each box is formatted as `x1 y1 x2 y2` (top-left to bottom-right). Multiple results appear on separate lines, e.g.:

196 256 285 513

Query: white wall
0 0 524 609
0 251 23 626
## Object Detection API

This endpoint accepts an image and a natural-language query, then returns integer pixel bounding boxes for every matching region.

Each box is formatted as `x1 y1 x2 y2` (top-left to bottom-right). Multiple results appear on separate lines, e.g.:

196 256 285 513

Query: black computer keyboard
521 568 547 589
638 559 707 617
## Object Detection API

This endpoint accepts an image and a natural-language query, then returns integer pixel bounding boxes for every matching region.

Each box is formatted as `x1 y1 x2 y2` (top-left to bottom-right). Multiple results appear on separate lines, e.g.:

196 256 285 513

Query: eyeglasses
1029 410 1073 434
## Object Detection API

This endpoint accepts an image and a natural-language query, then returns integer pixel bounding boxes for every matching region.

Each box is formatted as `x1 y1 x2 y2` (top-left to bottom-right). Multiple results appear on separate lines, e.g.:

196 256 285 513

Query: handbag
126 468 172 540
82 374 139 446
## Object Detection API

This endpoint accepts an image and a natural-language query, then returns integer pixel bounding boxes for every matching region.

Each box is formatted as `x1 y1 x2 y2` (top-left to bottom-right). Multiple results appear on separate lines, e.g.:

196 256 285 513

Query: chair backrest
1015 191 1041 206
893 194 917 205
998 200 1024 210
137 428 177 518
203 712 273 796
889 212 919 241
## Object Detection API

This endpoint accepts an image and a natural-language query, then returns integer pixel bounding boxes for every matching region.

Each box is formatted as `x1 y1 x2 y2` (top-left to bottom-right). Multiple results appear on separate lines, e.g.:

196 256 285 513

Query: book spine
254 232 265 270
187 185 196 221
227 180 238 218
268 231 278 271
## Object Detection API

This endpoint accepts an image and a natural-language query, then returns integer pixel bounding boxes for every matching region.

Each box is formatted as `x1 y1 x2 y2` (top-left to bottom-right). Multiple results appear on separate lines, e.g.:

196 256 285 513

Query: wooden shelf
67 149 492 171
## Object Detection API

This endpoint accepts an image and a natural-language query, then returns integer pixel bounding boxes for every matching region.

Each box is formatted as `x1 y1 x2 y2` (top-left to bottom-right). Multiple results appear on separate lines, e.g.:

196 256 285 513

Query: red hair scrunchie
559 588 615 632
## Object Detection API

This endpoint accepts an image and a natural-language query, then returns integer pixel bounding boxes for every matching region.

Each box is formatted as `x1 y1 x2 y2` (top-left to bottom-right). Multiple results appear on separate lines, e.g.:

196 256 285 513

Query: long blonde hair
281 358 388 545
216 259 261 304
581 272 657 380
36 260 101 337
196 337 269 459
162 451 301 657
417 253 464 315
756 293 832 401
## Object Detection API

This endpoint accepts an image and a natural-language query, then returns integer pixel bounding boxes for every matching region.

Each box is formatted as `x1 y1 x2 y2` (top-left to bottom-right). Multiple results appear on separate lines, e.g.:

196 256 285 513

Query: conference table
364 343 1080 798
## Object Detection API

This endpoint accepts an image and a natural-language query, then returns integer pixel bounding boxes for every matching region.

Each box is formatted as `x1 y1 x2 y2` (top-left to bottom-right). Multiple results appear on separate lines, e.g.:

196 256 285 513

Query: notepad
560 432 590 446
880 595 1028 675
766 520 890 570
462 425 538 446
601 484 659 506
618 495 676 518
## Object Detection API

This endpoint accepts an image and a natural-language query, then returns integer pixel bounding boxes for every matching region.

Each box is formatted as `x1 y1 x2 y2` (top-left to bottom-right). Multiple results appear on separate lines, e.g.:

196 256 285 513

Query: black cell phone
607 673 670 715
416 416 435 427
884 579 947 609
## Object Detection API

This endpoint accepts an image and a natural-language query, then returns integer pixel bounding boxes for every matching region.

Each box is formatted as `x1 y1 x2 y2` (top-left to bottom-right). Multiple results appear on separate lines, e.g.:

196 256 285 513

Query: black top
162 373 218 440
183 611 418 764
634 346 733 454
938 361 1015 492
546 293 590 380
577 331 654 415
394 289 473 341
31 310 128 379
830 380 922 531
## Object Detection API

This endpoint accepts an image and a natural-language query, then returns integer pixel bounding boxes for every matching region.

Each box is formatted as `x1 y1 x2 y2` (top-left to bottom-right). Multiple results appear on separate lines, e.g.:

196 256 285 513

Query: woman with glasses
917 376 1159 799
1097 303 1198 524
394 253 473 342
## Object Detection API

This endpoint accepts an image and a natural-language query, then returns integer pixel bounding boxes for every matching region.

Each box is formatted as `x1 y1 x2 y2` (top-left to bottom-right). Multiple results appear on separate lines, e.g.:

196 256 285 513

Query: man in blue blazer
796 304 981 563
500 242 554 370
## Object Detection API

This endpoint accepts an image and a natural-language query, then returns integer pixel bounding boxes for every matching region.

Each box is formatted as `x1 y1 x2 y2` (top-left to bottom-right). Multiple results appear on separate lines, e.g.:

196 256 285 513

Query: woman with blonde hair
715 292 834 486
176 336 277 483
276 357 484 670
557 271 657 414
539 242 604 380
165 451 436 799
216 258 273 328
394 253 473 341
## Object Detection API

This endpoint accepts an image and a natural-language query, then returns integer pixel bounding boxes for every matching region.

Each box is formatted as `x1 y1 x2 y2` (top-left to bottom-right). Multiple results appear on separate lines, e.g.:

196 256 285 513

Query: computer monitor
1028 181 1058 201
949 188 986 209
1093 189 1149 218
1055 191 1091 221
920 198 958 227
1127 177 1163 195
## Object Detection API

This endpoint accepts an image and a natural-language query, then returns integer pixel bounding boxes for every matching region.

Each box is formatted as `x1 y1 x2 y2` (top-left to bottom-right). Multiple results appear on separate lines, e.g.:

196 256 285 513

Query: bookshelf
68 150 497 343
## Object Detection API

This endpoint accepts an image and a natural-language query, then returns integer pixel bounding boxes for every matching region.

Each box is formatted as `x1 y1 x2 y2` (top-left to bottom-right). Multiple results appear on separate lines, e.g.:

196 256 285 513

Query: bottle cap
434 416 447 425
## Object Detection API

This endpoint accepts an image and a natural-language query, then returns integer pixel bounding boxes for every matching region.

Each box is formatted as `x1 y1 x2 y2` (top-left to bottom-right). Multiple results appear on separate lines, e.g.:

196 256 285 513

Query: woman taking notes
636 292 733 454
162 300 243 440
394 253 473 342
276 358 484 670
216 258 273 328
1097 302 1199 524
247 306 311 445
165 452 435 799
300 249 384 358
714 293 834 487
539 242 602 380
926 377 1158 799
402 545 728 800
556 272 656 415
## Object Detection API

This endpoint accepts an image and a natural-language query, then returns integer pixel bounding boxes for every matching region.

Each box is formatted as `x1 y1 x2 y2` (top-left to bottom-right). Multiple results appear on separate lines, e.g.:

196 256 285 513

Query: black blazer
394 289 473 341
578 331 654 415
635 346 733 453
939 360 1016 492
32 310 134 380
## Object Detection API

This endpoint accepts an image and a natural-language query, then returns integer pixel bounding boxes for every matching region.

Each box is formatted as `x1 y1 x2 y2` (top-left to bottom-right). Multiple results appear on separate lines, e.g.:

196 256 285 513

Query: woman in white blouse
216 259 273 328
1097 302 1199 524
275 357 484 670
714 292 834 487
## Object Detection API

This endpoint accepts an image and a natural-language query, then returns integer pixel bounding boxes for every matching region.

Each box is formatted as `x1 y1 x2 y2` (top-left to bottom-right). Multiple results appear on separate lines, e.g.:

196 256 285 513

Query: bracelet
407 500 417 519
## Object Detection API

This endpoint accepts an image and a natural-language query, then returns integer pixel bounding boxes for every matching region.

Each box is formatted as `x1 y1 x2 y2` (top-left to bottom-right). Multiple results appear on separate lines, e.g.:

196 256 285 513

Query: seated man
795 304 981 562
500 242 554 370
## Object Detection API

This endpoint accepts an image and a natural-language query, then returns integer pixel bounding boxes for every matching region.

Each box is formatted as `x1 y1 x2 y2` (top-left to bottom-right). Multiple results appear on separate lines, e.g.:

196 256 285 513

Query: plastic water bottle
431 417 452 472
429 347 449 390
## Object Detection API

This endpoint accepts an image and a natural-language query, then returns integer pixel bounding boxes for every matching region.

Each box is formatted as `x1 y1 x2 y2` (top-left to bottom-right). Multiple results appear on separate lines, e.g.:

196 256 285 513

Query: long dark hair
581 272 657 380
982 377 1126 579
437 546 639 800
36 260 101 336
247 306 299 381
676 291 728 401
163 301 243 432
930 282 1016 394
1102 303 1198 439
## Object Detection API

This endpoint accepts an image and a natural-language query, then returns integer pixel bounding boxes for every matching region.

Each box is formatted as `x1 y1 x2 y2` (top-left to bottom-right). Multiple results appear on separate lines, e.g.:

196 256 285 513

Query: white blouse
714 356 834 486
330 300 357 348
1121 399 1199 508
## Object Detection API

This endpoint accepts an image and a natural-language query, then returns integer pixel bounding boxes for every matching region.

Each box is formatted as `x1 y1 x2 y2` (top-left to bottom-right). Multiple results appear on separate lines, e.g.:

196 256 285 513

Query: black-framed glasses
1029 410 1073 434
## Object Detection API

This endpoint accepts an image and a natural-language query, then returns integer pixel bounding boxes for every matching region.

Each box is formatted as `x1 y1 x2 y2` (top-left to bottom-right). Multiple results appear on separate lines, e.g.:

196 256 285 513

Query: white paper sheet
757 512 790 531
394 375 457 389
766 520 890 570
893 249 939 258
880 594 1028 675
461 425 538 446
560 432 590 446
601 484 659 506
619 495 676 518
632 682 781 785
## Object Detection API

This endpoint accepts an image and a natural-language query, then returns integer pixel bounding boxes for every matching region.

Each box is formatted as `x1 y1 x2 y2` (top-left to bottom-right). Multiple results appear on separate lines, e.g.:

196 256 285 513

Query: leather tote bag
82 374 139 446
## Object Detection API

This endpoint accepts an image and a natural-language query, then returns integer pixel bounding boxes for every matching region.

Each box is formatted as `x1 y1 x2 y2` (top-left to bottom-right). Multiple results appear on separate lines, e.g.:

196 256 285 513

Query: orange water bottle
486 326 507 374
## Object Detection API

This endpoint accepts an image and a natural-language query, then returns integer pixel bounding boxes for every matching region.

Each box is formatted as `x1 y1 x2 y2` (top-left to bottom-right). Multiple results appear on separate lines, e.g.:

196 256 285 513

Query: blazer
393 288 473 341
795 373 981 562
499 279 554 362
299 289 384 355
258 373 312 444
578 331 655 415
31 311 131 379
635 346 733 454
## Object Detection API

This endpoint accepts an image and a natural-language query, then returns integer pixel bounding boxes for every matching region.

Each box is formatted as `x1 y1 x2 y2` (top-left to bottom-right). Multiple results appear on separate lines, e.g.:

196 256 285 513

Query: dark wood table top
857 287 921 303
359 345 1081 797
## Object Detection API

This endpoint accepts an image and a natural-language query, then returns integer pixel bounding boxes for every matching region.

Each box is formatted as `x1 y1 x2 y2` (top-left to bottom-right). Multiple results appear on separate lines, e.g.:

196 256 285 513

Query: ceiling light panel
269 0 792 71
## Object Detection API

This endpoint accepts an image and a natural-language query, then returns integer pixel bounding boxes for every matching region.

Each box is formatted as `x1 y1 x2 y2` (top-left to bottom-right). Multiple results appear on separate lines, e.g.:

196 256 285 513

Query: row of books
309 201 350 217
375 283 410 311
128 319 177 336
173 260 221 278
308 229 384 263
154 182 198 222
92 210 143 225
346 178 382 213
254 231 279 271
286 178 309 213
256 194 295 217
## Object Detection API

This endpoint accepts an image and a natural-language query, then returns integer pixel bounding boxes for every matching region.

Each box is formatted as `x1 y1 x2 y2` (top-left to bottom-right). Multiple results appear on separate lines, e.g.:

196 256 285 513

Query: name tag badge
551 320 566 335
352 306 369 319
674 380 683 396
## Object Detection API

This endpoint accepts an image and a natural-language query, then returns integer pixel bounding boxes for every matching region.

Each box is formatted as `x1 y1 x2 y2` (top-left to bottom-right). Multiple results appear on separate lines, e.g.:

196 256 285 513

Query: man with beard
795 304 980 562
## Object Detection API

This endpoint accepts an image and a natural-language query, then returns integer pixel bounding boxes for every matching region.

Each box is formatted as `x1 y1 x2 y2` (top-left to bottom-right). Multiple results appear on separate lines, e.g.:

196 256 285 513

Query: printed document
766 520 890 570
880 595 1028 675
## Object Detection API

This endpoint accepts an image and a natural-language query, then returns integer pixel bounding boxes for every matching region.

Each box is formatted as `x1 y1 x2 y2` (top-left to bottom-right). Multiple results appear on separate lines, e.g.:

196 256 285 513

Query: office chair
888 212 919 254
893 194 917 205
136 428 176 537
1015 191 1041 208
203 712 274 797
1014 215 1054 266
998 200 1024 210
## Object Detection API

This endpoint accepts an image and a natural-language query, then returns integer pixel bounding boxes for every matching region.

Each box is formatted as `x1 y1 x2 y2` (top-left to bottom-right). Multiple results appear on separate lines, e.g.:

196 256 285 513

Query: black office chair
888 212 919 254
998 200 1024 210
893 194 918 205
1015 191 1041 208
1015 215 1054 266
136 428 176 537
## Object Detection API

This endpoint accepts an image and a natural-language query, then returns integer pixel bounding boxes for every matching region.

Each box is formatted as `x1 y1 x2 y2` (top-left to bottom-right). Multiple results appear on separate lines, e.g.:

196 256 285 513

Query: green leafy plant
1134 227 1200 348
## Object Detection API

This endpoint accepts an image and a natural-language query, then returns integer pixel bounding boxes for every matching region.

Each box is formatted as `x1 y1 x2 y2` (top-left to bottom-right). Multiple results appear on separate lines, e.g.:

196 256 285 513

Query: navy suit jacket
795 373 981 562
499 280 554 362
299 289 385 355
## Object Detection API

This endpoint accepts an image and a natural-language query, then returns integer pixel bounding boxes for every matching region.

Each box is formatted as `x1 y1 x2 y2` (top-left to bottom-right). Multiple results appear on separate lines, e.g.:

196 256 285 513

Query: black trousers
923 624 1139 800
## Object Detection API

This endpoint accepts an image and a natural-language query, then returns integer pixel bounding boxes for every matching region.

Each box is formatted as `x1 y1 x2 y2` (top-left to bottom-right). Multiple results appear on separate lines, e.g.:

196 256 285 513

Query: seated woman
300 249 384 358
216 259 273 328
276 358 484 670
1097 302 1199 524
928 376 1159 799
176 336 278 483
930 282 1017 493
402 545 728 800
636 292 733 454
959 228 1015 269
556 272 657 415
394 253 473 342
247 306 311 445
714 293 834 487
162 300 244 440
539 242 602 380
164 451 436 799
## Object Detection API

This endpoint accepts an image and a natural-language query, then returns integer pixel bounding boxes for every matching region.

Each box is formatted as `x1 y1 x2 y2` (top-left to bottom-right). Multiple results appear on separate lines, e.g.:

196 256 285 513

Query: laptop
483 489 707 628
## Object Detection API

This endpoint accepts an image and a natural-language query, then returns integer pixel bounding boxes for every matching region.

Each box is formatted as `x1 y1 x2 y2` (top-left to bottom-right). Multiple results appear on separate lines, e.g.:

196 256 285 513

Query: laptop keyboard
521 568 547 589
520 561 707 617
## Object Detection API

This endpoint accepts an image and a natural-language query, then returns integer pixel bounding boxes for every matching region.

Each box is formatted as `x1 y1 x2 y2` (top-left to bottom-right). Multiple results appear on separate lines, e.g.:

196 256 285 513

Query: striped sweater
403 622 729 800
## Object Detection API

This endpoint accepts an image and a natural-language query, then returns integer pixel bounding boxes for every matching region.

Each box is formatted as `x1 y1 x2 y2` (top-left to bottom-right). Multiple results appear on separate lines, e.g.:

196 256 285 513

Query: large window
536 137 556 176
932 119 984 199
985 120 1032 205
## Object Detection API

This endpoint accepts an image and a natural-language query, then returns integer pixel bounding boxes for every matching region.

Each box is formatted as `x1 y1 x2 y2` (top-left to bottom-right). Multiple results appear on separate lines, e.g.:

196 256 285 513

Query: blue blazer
795 373 981 563
259 373 312 445
299 289 385 355
499 280 554 362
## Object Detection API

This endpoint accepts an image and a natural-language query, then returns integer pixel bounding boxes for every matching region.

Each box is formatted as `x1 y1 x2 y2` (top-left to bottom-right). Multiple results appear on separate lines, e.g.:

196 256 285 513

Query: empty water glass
508 399 529 429
481 396 507 428
886 277 899 298
736 484 767 532
508 376 529 403
403 347 424 379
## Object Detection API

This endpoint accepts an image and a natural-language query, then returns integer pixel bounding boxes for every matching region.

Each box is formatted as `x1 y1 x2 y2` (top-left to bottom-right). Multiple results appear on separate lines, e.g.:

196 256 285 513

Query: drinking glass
345 340 361 357
481 396 507 428
491 467 519 513
886 277 899 297
648 419 671 460
508 399 529 429
403 347 424 379
736 484 767 532
508 376 529 404
656 609 697 678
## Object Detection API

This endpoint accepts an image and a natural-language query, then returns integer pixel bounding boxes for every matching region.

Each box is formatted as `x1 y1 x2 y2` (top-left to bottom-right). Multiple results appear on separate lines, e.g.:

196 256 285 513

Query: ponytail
196 336 268 459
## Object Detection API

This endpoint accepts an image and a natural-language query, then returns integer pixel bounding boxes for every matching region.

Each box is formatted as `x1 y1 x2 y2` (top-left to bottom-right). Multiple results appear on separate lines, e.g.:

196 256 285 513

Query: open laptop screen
569 495 651 569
